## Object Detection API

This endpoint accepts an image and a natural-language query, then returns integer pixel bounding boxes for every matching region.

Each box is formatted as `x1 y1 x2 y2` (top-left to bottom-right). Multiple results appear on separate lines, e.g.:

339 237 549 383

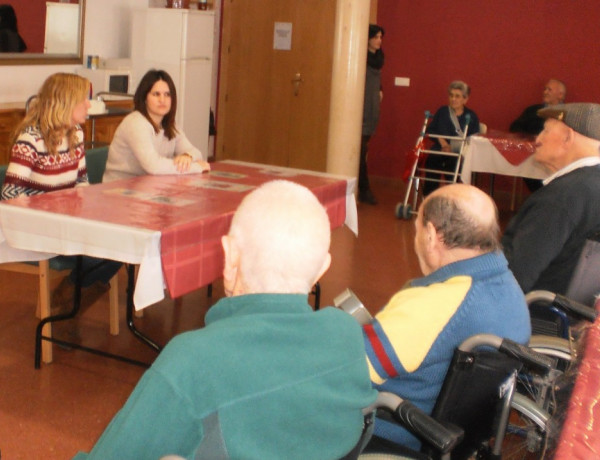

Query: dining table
0 160 358 366
461 130 548 184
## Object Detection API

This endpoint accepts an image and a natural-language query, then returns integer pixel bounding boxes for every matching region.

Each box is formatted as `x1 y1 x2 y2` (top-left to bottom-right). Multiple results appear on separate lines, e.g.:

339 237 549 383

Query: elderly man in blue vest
363 183 531 451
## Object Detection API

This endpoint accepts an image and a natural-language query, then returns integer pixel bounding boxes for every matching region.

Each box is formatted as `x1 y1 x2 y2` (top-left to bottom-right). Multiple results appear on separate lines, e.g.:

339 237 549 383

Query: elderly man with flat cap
502 103 600 295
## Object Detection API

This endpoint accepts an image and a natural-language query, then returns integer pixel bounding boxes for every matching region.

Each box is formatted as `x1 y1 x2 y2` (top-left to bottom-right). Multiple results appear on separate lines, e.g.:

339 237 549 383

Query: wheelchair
359 334 554 460
516 290 598 452
528 231 600 339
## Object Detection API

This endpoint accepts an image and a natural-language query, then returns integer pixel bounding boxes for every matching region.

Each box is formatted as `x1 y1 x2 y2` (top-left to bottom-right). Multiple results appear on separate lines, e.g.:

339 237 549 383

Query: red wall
368 0 600 178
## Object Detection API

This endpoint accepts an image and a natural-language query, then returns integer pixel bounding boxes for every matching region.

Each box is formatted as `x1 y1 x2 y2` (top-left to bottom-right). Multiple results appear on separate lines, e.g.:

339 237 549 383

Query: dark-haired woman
359 24 384 205
103 69 210 182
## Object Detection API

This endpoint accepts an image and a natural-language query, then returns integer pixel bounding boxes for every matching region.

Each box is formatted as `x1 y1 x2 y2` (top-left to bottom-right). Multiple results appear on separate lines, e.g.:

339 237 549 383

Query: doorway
217 0 336 171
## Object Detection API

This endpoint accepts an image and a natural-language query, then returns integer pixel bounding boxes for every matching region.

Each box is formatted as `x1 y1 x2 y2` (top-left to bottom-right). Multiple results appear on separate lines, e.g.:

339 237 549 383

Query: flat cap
538 103 600 141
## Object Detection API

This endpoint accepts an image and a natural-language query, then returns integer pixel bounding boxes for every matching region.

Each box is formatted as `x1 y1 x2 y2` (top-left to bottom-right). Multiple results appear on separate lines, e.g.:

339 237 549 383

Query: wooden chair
0 146 121 363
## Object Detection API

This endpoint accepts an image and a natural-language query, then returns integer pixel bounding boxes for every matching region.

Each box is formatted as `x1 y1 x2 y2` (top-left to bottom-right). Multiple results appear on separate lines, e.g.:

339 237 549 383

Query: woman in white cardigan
103 69 210 182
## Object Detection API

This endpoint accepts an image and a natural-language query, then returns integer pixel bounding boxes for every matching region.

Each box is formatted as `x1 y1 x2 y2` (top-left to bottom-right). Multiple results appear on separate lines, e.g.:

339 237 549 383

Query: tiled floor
0 177 518 459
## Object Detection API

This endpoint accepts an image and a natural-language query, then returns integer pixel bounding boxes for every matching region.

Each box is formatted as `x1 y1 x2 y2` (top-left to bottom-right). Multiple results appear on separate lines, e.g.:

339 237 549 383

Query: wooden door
217 0 335 171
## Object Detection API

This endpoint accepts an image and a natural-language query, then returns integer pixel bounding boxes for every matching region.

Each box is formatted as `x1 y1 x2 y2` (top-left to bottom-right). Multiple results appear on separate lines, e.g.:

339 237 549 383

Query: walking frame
396 111 471 219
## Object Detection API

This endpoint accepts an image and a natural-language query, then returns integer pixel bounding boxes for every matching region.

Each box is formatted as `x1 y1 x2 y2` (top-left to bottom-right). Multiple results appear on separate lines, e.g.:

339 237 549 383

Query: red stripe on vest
364 323 398 378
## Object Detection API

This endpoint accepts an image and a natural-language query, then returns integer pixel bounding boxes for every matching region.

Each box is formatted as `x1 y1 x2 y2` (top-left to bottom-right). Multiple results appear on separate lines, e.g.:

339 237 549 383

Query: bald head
543 79 566 106
421 184 500 252
223 180 332 295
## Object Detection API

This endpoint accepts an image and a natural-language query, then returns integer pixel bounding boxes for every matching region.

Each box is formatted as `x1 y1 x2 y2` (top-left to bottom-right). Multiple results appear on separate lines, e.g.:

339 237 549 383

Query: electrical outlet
394 77 410 87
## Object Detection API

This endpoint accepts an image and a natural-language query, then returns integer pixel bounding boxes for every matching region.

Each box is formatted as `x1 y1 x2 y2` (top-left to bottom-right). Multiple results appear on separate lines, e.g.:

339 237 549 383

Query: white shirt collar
543 156 600 185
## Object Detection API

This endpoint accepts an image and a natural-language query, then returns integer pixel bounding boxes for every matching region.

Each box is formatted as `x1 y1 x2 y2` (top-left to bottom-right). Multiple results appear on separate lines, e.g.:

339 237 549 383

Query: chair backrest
565 231 600 306
528 232 600 337
85 145 109 184
428 349 522 459
0 163 7 188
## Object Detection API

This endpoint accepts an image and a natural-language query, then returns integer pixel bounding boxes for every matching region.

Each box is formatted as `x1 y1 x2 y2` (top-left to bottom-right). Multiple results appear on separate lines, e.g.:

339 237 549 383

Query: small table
461 131 548 209
461 131 548 184
0 160 357 366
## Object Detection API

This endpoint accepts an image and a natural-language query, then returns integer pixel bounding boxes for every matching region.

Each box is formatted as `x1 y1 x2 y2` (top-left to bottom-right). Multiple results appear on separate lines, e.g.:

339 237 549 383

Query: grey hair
421 194 500 252
448 80 471 98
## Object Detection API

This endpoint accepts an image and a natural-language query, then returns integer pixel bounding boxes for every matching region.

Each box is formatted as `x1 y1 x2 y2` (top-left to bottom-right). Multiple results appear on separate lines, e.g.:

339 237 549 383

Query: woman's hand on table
196 159 211 172
174 153 211 173
174 153 194 172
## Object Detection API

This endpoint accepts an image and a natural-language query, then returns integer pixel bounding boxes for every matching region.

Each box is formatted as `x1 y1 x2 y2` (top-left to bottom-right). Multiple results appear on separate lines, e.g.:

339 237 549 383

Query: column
325 0 370 178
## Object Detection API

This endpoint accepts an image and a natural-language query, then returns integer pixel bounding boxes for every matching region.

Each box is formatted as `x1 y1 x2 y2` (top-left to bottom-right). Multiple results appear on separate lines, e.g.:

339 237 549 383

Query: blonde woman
1 73 91 199
1 72 121 311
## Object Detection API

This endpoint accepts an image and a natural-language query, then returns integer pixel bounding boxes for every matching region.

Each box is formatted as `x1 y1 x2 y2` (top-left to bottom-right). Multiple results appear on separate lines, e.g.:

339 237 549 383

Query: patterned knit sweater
1 125 88 200
363 251 531 449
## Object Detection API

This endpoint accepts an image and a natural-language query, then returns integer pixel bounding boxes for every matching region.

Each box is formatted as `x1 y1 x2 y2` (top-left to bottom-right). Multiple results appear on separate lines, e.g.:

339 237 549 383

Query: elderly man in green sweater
74 180 377 460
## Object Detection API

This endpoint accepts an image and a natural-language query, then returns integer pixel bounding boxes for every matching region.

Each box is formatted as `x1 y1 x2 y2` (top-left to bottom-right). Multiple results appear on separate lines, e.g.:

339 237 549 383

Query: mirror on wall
0 0 85 65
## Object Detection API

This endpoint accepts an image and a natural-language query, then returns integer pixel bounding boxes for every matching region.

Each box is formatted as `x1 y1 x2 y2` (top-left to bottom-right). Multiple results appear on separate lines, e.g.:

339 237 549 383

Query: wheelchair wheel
503 393 552 459
395 203 412 220
516 336 573 417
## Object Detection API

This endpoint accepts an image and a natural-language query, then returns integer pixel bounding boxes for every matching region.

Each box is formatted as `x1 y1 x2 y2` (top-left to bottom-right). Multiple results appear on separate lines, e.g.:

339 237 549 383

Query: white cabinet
131 9 215 156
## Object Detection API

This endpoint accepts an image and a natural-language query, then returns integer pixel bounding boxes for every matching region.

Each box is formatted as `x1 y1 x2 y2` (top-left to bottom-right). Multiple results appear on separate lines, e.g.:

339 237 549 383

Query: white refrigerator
131 9 215 157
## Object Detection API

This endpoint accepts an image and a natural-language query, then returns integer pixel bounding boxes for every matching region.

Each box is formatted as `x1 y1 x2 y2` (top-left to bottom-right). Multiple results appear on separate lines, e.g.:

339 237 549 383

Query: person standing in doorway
359 24 384 205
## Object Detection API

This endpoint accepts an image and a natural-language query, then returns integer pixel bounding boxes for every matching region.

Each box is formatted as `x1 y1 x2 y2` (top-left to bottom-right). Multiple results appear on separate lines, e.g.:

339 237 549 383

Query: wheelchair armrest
394 400 463 454
368 392 464 455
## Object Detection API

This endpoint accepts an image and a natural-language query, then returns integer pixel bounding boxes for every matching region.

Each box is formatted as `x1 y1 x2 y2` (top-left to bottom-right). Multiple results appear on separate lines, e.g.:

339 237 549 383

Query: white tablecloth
0 206 163 309
461 136 548 184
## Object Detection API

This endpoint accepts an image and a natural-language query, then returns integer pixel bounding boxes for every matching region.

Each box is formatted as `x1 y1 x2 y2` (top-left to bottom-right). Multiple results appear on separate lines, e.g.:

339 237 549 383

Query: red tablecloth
485 130 536 166
0 161 349 301
157 162 348 298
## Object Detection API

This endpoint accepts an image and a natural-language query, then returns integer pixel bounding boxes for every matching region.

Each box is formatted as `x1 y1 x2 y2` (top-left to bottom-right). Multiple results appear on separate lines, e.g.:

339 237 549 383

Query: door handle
292 72 304 96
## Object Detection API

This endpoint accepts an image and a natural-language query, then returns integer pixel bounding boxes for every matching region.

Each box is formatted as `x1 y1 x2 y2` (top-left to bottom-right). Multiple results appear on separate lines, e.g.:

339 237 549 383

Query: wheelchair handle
333 288 373 325
499 338 555 376
554 293 598 322
525 290 598 322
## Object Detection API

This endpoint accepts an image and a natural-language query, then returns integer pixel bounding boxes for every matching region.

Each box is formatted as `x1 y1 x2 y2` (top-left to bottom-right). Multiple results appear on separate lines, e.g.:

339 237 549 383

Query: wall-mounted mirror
0 0 85 65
